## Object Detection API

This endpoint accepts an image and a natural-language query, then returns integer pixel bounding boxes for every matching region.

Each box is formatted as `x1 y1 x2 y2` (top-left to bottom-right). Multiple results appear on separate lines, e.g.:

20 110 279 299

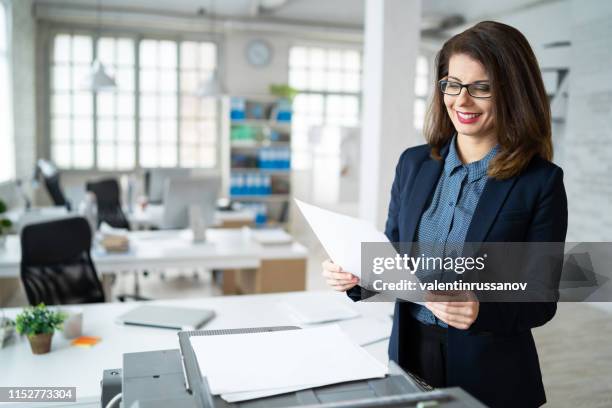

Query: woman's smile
456 111 482 124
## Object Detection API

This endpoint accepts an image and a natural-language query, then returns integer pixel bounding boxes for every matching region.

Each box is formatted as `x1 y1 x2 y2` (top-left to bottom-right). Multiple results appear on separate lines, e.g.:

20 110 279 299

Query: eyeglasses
439 79 492 99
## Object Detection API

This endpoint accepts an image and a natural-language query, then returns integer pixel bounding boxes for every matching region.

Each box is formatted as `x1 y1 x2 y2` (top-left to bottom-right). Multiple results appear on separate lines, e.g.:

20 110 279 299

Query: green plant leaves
269 84 298 102
15 303 67 336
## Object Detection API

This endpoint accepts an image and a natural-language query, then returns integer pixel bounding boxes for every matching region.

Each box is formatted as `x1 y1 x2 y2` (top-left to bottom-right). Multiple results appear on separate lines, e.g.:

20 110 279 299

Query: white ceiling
34 0 555 27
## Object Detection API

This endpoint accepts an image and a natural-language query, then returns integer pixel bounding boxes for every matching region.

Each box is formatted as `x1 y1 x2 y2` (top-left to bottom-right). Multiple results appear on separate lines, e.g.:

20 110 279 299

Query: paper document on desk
336 316 393 346
280 294 360 324
295 199 391 278
189 325 387 402
250 228 293 245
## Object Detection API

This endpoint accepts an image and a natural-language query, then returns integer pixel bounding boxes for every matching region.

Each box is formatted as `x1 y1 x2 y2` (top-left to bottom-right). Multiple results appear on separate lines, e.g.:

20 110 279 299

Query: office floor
534 302 612 407
2 208 612 407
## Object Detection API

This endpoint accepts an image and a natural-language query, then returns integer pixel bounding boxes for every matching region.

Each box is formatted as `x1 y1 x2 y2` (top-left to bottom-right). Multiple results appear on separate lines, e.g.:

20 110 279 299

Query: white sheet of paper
295 199 425 307
221 318 393 402
336 316 393 346
221 383 322 403
280 294 360 324
190 325 387 398
352 300 396 317
295 199 391 278
220 317 393 402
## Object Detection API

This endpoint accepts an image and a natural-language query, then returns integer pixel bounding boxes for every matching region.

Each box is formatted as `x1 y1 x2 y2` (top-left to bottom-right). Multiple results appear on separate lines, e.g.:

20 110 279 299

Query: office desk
128 205 255 229
5 206 71 232
0 228 308 295
6 206 255 232
0 291 394 407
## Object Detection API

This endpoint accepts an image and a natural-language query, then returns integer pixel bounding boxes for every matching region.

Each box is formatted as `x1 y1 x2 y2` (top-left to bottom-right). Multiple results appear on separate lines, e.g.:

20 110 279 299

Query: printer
101 326 486 408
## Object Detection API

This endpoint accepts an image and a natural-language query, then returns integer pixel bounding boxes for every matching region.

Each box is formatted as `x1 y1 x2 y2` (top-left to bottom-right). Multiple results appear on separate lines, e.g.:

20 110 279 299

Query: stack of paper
280 294 360 324
189 325 388 402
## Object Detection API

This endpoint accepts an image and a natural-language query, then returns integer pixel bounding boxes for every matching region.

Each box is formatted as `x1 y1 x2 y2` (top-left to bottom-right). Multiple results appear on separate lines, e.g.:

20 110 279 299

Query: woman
322 21 567 407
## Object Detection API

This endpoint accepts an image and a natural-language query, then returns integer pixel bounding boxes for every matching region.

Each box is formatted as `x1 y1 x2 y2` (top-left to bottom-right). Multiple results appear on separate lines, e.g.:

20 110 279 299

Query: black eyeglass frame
438 79 492 99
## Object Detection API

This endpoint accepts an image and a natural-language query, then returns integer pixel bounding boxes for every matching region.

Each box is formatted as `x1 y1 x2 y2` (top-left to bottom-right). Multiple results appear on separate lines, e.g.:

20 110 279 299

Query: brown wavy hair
424 21 552 179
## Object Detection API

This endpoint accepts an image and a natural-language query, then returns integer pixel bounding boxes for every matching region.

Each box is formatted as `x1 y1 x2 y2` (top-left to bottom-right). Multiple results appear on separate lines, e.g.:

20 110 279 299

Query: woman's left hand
425 291 479 330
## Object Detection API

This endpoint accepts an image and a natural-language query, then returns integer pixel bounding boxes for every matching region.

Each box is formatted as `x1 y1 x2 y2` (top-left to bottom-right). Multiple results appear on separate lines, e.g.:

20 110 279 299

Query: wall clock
246 39 273 67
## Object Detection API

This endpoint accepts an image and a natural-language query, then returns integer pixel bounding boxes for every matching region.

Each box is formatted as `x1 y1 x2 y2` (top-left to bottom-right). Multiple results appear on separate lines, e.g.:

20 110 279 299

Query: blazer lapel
465 176 518 242
402 159 443 242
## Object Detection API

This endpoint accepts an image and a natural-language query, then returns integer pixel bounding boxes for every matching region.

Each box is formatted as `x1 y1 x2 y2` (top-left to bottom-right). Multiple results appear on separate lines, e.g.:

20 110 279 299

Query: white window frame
288 43 363 170
414 54 430 131
96 35 137 170
45 26 223 172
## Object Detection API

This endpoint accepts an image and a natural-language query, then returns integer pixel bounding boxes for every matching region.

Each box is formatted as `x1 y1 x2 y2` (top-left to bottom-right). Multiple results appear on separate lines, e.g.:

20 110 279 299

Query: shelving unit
231 140 291 148
230 194 291 202
226 96 293 227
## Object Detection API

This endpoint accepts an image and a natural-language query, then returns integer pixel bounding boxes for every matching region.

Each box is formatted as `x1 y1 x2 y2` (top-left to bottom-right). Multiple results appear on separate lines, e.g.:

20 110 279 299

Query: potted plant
15 304 66 355
269 83 298 102
0 199 12 249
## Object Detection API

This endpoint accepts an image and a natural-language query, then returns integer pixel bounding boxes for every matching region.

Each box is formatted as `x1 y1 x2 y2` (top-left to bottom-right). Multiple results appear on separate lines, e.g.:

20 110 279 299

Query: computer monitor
145 168 192 204
161 176 221 230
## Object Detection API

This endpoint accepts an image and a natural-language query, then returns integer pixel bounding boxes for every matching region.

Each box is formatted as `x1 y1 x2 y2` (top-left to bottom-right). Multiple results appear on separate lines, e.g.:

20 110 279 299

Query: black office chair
86 179 130 229
35 159 71 210
20 217 148 305
20 217 105 305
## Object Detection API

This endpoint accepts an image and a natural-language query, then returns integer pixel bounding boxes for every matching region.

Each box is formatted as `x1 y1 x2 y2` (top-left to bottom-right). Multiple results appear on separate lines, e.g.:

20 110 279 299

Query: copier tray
101 326 486 407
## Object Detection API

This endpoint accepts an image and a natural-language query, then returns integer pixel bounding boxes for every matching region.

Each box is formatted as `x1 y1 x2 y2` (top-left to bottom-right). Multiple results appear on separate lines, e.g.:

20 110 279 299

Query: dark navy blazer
348 142 568 408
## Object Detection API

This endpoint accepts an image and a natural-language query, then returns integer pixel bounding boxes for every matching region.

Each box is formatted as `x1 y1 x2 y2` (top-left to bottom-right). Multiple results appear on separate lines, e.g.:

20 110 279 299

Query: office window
96 37 135 170
289 46 362 169
0 1 12 182
50 33 94 169
138 39 178 168
414 55 429 131
179 41 217 167
291 94 323 160
325 95 359 127
49 33 218 170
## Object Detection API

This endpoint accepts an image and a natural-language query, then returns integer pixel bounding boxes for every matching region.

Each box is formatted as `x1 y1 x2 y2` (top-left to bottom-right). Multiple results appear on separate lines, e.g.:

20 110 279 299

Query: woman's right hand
322 259 359 292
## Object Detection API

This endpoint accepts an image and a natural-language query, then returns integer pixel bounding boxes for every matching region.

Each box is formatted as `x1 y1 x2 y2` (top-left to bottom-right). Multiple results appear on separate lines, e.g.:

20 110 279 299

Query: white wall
12 0 36 182
563 0 612 241
0 0 36 306
490 0 612 241
224 32 290 96
0 0 36 209
444 1 571 70
495 1 571 69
